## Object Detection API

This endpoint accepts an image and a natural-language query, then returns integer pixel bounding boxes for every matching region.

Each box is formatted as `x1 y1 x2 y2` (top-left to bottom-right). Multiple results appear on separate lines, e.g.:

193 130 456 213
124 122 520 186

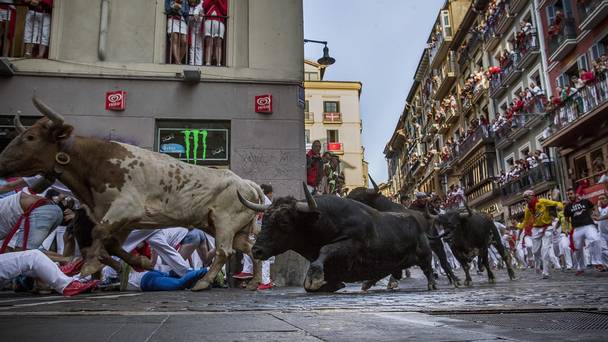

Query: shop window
156 120 230 166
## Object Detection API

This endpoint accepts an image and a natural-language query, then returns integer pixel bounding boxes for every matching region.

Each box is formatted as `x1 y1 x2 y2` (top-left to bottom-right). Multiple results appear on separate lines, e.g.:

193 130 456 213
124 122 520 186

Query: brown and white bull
0 97 264 291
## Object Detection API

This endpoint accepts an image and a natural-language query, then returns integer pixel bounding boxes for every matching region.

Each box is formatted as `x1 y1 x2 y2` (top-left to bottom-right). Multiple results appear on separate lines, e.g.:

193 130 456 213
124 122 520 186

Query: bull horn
302 181 317 210
14 111 26 133
427 231 448 240
368 174 379 192
32 96 65 126
237 191 269 212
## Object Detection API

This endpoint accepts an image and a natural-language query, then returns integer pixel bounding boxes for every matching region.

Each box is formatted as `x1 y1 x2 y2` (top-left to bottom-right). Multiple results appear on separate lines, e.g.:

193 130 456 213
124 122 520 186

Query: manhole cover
445 311 608 330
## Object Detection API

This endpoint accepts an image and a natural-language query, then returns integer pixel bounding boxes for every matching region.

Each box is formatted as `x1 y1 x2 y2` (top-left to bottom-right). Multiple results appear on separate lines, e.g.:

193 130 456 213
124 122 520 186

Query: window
590 37 607 61
577 54 589 72
323 101 340 113
556 74 567 88
504 153 515 170
305 72 319 81
546 5 556 26
304 100 309 112
305 129 311 145
574 155 589 180
519 143 530 159
156 120 230 166
441 10 452 37
327 129 339 143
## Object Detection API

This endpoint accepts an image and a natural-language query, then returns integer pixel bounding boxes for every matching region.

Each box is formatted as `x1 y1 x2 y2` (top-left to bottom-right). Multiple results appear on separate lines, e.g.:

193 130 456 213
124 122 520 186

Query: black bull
238 184 438 292
431 208 516 286
346 187 461 287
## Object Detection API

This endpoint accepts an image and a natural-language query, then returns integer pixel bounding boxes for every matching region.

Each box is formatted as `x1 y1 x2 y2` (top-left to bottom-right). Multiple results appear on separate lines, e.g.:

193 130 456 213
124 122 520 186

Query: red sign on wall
106 91 126 111
255 94 272 114
580 184 607 204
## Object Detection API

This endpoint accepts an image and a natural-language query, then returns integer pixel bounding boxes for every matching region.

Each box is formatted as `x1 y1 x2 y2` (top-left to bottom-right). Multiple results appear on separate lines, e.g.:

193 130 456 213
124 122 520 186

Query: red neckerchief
600 203 608 209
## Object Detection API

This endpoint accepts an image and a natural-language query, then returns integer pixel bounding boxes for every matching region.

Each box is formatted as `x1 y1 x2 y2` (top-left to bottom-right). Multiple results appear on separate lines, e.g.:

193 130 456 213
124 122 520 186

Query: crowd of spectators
495 150 552 196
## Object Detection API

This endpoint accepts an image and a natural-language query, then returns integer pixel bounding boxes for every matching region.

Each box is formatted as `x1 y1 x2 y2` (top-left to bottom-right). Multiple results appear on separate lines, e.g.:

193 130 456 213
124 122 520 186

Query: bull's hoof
452 279 461 288
246 281 260 291
488 277 496 284
191 279 212 291
304 264 326 291
80 259 103 277
508 270 516 280
361 280 376 291
427 282 438 291
464 279 472 287
387 280 399 290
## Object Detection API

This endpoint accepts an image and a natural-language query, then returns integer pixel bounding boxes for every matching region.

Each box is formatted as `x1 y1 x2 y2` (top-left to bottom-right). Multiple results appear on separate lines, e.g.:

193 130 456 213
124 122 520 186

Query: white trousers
24 11 50 46
572 224 603 270
0 250 72 293
242 254 272 284
189 32 203 65
531 227 555 276
123 229 191 276
555 234 573 269
41 225 66 254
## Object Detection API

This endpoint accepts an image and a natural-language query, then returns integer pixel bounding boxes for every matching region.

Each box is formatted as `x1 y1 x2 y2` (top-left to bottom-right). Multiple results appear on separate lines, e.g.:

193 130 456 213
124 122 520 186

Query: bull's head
432 205 473 241
238 182 319 260
0 97 74 178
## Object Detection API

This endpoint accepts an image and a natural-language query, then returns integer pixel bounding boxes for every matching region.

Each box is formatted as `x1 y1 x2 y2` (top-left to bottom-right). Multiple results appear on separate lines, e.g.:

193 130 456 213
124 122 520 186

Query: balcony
578 0 608 31
548 17 577 62
489 73 507 99
446 107 459 125
429 30 453 69
472 86 485 104
0 2 53 59
466 177 501 204
494 96 546 149
304 112 314 124
323 112 342 124
165 14 229 66
457 32 481 70
483 26 501 52
433 52 457 100
494 1 515 36
543 70 608 148
326 142 344 154
501 53 522 89
500 162 556 199
462 97 473 115
517 31 540 70
457 125 494 161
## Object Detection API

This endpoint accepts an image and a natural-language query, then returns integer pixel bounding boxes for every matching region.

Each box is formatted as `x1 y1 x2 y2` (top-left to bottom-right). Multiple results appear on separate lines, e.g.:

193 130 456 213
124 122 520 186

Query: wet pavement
1 267 607 341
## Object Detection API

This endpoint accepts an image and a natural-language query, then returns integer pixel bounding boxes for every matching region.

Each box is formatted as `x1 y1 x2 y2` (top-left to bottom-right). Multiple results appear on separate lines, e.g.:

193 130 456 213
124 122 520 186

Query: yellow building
304 60 368 192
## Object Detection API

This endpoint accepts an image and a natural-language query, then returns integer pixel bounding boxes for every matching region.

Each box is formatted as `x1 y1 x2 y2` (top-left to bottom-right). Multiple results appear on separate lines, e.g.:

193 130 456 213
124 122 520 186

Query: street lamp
304 39 336 66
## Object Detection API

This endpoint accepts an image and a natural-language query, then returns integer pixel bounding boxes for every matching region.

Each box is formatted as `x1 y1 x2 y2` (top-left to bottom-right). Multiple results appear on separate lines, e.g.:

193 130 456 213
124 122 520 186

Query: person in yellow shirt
521 190 564 279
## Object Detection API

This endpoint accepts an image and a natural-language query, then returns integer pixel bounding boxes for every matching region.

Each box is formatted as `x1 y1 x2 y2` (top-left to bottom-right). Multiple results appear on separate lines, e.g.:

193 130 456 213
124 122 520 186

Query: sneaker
257 282 273 290
60 258 85 276
575 270 584 276
62 280 99 297
233 272 253 280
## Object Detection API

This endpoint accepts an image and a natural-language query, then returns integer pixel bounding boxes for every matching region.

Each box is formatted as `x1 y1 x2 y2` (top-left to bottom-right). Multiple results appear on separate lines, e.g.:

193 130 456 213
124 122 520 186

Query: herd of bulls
239 181 516 292
0 97 516 293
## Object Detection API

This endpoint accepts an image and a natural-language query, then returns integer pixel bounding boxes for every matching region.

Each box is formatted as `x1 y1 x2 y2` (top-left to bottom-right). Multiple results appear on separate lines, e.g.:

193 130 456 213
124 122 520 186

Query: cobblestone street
1 268 607 341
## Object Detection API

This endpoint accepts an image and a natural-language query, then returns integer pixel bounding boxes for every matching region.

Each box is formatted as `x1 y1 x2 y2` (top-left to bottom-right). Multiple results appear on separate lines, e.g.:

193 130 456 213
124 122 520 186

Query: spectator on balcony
0 1 16 57
188 0 204 66
23 0 53 58
203 0 227 66
166 0 190 64
306 140 323 194
536 150 552 181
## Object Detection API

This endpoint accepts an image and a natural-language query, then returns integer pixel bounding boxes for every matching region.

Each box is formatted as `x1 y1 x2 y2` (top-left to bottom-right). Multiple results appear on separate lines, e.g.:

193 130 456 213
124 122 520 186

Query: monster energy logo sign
182 129 208 164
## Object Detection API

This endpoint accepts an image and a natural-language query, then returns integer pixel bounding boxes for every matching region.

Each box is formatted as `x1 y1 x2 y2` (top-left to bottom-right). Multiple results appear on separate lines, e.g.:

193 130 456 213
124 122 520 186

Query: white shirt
598 206 608 235
0 193 24 241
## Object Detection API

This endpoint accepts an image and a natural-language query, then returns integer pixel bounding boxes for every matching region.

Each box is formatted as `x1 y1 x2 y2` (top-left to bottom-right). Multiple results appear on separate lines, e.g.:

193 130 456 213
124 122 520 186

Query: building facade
304 60 368 192
0 0 307 286
383 0 601 223
539 0 608 200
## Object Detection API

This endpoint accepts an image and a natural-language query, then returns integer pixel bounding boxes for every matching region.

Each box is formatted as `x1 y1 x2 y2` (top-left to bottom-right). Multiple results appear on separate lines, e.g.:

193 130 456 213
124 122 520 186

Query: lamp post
304 39 336 66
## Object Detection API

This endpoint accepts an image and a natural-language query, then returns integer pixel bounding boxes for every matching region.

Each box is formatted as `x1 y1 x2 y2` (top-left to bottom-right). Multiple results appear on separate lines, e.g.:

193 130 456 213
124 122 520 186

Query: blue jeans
13 204 63 250
140 268 208 291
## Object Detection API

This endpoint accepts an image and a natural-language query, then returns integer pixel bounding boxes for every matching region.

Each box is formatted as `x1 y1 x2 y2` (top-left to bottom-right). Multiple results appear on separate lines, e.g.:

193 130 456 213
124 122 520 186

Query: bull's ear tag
55 152 71 165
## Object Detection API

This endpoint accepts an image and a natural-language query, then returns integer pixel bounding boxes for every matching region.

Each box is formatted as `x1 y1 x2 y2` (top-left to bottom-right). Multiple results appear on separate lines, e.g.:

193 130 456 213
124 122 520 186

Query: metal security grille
445 312 608 331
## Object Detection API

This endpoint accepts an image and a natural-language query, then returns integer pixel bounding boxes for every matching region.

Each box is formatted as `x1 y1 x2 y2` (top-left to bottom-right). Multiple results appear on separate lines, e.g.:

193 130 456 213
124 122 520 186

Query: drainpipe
533 0 566 197
98 0 109 61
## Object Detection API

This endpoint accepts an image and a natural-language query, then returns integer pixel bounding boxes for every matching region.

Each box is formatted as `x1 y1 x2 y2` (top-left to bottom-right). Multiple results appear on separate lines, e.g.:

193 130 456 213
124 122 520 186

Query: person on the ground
564 188 606 275
0 191 63 253
521 190 563 279
0 249 97 297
